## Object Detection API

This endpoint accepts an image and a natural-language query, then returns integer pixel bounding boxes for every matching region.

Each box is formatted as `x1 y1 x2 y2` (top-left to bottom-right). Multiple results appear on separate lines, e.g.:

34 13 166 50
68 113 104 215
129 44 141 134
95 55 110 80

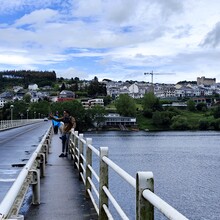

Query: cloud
15 9 59 27
200 22 220 48
0 0 220 83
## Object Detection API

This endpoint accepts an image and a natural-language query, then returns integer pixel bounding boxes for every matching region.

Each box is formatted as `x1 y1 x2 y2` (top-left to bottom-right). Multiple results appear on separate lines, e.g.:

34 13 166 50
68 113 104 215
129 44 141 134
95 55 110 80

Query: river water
84 130 220 220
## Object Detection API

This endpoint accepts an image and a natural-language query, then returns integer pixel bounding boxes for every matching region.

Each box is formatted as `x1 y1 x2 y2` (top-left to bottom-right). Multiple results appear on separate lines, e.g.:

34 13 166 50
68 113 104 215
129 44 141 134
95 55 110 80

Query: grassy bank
136 110 217 131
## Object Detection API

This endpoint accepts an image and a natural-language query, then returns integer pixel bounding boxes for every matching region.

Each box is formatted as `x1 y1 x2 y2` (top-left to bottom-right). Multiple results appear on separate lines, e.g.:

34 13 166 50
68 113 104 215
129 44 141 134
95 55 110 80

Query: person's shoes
59 153 65 157
64 153 68 157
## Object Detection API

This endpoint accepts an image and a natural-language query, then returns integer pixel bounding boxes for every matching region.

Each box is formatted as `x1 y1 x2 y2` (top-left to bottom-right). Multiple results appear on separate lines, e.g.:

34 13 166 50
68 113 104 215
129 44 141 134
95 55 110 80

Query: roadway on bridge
24 133 97 220
0 121 51 202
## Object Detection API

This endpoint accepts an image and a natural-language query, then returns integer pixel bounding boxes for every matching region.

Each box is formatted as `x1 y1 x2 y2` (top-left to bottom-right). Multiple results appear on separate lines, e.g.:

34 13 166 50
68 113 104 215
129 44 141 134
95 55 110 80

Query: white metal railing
0 119 42 131
68 130 189 220
0 125 53 220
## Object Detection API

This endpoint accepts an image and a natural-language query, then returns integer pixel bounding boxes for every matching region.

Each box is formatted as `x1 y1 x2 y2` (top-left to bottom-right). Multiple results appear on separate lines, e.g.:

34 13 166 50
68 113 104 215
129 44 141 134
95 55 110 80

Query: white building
28 84 38 91
81 98 104 109
0 98 7 108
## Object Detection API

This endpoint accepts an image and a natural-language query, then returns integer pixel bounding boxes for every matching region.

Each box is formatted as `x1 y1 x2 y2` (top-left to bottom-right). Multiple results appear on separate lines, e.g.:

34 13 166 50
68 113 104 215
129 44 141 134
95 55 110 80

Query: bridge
0 121 189 220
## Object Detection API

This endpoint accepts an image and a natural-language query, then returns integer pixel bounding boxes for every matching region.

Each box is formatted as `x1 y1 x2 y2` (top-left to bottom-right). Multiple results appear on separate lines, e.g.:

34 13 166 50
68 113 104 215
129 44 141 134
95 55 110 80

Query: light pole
34 111 36 119
27 109 29 120
10 105 14 122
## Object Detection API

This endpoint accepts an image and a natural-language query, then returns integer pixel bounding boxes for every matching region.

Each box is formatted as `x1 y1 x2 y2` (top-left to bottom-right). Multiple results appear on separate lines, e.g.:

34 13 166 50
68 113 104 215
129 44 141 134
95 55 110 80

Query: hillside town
0 76 219 109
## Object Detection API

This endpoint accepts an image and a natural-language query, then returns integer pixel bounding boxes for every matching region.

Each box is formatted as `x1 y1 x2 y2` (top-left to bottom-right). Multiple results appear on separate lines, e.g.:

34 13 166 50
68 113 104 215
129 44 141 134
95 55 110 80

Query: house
192 97 213 107
28 84 38 91
13 86 23 93
0 91 13 108
103 113 136 127
81 98 104 109
154 84 176 98
128 83 148 98
57 90 75 102
0 98 7 108
175 86 193 97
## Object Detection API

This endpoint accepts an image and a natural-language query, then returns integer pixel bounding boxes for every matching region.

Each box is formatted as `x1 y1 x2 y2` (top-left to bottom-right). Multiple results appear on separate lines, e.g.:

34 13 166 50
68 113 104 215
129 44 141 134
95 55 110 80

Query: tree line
2 91 220 131
0 70 56 91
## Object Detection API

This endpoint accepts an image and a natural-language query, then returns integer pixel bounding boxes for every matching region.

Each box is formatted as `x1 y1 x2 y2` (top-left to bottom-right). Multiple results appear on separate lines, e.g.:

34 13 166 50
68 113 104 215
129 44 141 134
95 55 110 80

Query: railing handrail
143 189 188 220
69 130 189 220
0 119 42 131
0 125 53 220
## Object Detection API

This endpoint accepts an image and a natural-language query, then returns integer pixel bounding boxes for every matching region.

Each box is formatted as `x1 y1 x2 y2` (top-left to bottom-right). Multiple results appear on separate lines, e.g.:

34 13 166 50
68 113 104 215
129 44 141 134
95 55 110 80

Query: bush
213 106 220 118
196 102 207 111
199 119 210 130
187 99 196 111
210 118 220 130
152 110 178 128
143 108 153 118
170 116 191 130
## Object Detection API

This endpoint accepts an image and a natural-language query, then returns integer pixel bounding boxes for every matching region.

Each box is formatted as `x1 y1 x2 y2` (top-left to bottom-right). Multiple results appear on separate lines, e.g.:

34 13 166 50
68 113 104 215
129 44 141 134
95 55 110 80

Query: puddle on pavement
11 164 25 167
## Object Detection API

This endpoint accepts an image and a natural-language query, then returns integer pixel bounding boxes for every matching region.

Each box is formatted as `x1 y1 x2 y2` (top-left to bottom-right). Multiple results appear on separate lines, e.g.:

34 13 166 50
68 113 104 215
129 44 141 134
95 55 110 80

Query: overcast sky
0 0 220 84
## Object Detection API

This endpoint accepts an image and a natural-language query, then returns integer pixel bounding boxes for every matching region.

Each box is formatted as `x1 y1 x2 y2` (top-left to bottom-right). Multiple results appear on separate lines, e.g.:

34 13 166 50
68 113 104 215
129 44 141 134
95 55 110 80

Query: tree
30 100 50 118
187 99 196 111
60 82 66 91
23 93 31 103
88 76 107 97
115 94 136 117
142 92 162 117
213 106 220 118
103 95 112 106
50 100 86 132
152 111 173 128
196 102 207 111
88 77 99 97
87 105 106 128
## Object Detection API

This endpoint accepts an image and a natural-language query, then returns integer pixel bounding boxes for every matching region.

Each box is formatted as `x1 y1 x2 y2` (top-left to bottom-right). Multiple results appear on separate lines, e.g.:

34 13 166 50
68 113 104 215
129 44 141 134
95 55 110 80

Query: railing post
136 171 154 220
85 138 92 198
30 169 41 205
42 144 49 163
37 153 46 177
99 147 108 220
78 134 84 180
74 131 79 168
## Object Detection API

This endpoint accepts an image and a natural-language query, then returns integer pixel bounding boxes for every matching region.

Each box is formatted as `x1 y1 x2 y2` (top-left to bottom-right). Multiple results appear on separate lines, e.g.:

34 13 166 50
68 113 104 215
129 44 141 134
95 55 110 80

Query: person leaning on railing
50 110 76 157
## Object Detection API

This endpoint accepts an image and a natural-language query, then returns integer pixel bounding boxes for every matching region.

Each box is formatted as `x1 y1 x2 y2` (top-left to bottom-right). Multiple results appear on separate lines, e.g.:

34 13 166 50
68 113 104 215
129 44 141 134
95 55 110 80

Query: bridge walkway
24 134 98 220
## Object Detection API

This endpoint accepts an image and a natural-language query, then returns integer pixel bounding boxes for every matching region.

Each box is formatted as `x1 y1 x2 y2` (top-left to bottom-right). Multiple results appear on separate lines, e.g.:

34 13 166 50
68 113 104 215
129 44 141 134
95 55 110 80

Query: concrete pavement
24 134 98 220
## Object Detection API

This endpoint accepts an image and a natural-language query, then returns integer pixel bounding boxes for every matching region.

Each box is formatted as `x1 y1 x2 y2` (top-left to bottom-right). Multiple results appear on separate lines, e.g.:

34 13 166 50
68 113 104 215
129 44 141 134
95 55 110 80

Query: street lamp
10 105 14 122
27 109 29 120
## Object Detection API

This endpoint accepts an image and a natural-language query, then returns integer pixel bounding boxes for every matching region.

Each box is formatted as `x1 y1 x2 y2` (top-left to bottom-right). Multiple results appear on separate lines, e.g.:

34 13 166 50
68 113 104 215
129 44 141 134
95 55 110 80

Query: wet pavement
24 134 98 220
0 122 51 202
